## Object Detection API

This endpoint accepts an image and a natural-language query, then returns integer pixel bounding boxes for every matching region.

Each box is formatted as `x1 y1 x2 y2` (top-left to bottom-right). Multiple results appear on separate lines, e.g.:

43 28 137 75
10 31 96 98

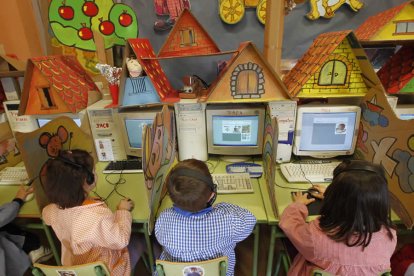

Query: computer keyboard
102 159 143 174
0 167 29 185
280 160 341 183
212 173 254 194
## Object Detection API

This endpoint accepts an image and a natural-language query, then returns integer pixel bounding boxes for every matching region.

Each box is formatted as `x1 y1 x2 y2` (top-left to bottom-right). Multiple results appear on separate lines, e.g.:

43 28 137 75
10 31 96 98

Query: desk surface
0 184 41 217
1 160 275 224
273 165 401 222
94 162 150 223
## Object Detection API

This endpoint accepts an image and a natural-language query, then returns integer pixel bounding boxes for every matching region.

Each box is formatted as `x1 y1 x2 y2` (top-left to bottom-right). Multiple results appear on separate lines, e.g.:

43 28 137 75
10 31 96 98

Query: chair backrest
156 256 228 276
32 261 110 276
312 269 391 276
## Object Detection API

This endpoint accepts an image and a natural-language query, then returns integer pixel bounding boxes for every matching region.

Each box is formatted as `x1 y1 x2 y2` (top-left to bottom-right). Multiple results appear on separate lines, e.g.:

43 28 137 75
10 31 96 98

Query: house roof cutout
283 30 380 99
158 9 221 58
355 1 414 44
127 38 179 103
19 55 101 115
201 41 290 103
377 45 414 94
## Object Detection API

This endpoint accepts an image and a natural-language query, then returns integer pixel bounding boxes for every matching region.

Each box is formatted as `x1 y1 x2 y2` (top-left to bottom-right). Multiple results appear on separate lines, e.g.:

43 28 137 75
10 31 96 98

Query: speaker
56 156 95 185
168 168 217 207
333 160 385 181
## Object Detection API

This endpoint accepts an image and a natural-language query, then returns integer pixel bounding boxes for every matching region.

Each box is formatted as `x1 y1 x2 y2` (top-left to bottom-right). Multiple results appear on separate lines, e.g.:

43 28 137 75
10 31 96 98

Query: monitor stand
219 155 251 163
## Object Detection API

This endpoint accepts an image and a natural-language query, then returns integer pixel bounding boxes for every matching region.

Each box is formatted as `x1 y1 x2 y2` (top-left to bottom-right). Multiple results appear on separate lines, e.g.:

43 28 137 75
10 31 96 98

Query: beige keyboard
280 160 341 183
212 173 253 194
0 167 29 185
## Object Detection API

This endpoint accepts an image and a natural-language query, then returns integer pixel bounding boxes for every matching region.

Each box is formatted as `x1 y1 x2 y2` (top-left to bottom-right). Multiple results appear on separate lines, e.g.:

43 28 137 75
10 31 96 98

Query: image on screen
299 112 357 152
37 118 82 128
125 119 154 148
212 115 259 147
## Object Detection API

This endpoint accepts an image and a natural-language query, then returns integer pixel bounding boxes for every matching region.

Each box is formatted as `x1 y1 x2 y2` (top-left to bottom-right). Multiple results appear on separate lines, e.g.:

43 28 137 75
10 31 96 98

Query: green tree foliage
49 0 138 51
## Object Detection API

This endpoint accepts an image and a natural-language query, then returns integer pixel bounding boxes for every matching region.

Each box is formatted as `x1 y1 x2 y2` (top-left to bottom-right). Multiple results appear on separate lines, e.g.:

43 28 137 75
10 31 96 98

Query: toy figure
126 57 143 78
153 0 191 32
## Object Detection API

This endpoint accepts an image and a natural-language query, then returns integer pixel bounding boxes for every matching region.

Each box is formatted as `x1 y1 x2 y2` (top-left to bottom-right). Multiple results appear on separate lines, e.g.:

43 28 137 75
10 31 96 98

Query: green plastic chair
32 261 110 276
156 256 228 276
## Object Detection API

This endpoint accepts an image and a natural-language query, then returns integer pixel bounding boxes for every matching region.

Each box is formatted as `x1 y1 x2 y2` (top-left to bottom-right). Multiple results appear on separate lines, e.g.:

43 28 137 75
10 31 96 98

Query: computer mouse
307 187 320 195
25 193 34 202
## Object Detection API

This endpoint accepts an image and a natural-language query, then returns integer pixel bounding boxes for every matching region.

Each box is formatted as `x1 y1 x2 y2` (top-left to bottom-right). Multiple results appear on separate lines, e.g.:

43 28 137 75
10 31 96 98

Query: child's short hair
166 159 214 212
42 149 94 209
319 160 394 247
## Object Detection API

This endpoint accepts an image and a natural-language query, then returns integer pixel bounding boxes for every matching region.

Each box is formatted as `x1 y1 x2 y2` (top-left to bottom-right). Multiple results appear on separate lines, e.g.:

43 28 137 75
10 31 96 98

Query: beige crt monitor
116 107 160 159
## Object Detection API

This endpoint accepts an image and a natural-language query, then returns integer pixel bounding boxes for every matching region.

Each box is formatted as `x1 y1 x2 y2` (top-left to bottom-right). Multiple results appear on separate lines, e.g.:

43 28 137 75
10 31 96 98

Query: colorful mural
15 117 95 210
142 105 177 234
357 87 414 228
262 105 279 218
305 0 364 20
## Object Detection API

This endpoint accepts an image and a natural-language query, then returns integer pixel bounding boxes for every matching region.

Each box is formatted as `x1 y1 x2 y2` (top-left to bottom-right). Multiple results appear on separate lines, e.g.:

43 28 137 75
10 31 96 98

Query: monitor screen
37 118 82 128
206 104 265 158
124 119 154 148
293 105 361 159
117 109 159 158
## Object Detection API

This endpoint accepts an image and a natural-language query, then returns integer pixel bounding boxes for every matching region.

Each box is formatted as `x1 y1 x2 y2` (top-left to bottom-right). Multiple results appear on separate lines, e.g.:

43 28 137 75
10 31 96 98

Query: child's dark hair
167 159 213 212
319 160 395 247
42 149 94 209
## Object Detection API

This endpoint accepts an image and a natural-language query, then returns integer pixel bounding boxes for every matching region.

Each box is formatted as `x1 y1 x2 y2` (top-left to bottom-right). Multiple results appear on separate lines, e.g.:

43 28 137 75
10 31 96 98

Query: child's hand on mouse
117 198 135 212
292 191 315 205
310 184 326 199
15 185 34 201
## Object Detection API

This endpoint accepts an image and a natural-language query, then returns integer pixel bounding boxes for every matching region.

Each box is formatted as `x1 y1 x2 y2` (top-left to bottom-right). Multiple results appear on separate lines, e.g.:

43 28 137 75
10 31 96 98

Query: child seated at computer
155 159 256 276
1 185 53 275
41 149 146 276
279 160 397 275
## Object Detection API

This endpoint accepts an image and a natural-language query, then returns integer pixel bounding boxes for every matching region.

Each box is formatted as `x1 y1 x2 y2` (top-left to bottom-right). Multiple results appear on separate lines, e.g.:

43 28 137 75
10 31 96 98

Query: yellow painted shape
373 4 414 41
297 38 369 98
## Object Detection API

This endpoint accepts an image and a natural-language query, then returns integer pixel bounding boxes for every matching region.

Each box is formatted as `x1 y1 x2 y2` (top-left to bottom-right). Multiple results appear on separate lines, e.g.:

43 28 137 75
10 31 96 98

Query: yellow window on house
319 60 347 86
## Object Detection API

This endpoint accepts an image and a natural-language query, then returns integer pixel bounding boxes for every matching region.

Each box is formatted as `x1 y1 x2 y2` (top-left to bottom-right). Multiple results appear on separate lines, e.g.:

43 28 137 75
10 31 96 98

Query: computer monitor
3 100 39 135
394 104 414 120
206 104 265 161
117 109 158 158
293 105 361 159
35 113 85 128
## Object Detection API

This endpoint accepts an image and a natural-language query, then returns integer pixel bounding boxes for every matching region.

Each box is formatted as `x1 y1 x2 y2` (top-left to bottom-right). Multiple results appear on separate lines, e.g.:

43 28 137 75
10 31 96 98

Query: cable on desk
206 159 220 174
92 171 128 202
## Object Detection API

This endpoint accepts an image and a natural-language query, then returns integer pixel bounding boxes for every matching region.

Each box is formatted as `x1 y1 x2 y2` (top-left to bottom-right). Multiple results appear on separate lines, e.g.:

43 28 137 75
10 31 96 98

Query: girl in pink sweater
41 150 145 276
280 160 397 276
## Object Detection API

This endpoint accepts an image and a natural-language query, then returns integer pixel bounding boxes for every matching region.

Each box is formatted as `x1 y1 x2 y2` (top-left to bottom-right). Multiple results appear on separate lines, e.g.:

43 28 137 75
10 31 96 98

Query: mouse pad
291 191 323 216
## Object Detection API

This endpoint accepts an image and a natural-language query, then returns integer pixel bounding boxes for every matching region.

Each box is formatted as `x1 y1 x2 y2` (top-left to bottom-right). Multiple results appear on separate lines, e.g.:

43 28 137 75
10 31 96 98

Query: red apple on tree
58 2 74 20
82 1 99 17
119 11 133 27
78 23 93 40
99 18 115 35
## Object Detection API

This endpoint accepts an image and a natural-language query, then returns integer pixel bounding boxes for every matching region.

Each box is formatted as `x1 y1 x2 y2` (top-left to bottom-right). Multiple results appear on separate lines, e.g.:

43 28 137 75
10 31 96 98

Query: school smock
155 202 256 276
279 202 397 276
42 199 132 276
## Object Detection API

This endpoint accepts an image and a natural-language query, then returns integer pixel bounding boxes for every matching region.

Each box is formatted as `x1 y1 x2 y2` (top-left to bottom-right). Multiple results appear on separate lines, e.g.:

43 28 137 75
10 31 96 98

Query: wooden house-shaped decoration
158 9 221 58
283 30 379 99
0 53 26 101
18 56 101 115
119 38 179 107
355 1 414 45
201 41 290 103
377 45 414 94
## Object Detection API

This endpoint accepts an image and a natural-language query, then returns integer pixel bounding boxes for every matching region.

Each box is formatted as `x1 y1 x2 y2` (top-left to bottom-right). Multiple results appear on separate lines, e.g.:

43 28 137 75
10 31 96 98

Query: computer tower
87 100 127 161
